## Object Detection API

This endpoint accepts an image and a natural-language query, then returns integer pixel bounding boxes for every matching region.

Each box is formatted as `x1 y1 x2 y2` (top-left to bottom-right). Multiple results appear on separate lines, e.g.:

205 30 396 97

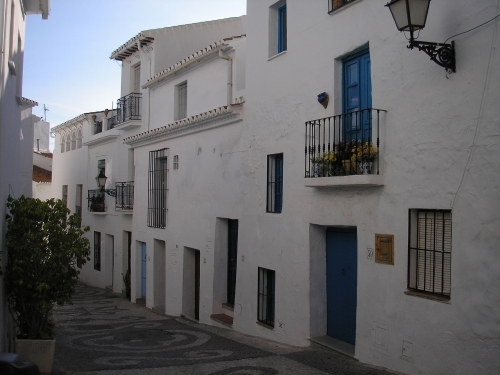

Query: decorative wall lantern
95 170 116 197
386 0 455 72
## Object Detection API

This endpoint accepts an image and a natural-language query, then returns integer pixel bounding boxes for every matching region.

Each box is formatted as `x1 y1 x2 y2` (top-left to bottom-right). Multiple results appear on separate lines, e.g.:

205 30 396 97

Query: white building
51 1 500 374
0 0 50 351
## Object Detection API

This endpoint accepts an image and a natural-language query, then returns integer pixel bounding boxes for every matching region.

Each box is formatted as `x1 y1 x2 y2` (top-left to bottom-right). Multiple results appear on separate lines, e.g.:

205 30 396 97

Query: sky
23 0 247 149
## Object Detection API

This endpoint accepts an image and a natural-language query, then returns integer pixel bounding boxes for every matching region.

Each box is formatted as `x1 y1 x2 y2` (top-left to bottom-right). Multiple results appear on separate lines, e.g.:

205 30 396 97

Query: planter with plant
4 196 90 373
351 141 378 174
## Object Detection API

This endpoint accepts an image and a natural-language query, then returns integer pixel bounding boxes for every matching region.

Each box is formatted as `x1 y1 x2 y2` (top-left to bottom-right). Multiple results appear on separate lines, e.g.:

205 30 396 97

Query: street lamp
95 170 117 197
386 0 455 72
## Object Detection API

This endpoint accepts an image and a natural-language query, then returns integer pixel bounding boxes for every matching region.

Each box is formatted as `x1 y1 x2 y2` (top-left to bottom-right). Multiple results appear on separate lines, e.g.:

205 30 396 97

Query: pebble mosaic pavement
52 283 392 375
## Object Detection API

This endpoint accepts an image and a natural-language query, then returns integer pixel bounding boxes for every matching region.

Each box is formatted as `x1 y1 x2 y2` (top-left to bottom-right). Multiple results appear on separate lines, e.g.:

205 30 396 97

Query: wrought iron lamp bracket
408 40 456 73
101 189 117 198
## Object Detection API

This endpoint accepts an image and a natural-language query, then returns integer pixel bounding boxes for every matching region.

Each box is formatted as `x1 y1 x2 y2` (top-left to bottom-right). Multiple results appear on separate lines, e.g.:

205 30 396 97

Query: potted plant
89 192 105 212
4 196 91 373
351 141 378 174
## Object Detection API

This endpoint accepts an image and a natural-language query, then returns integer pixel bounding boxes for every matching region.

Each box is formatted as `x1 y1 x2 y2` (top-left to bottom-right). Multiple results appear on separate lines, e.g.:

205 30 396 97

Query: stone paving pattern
52 283 392 375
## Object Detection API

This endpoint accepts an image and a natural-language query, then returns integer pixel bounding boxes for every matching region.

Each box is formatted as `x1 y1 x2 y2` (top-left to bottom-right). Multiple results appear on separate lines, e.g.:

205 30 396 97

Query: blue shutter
343 51 372 142
275 154 283 213
278 5 287 53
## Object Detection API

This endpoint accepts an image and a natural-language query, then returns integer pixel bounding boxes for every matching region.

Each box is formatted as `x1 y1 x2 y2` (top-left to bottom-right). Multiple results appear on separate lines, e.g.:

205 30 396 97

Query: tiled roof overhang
110 33 155 61
123 106 241 148
21 97 38 107
143 35 245 89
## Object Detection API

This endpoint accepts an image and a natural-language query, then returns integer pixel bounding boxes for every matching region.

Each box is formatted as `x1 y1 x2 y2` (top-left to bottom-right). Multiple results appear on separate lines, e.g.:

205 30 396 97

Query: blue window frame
278 5 287 53
267 153 283 213
343 50 372 142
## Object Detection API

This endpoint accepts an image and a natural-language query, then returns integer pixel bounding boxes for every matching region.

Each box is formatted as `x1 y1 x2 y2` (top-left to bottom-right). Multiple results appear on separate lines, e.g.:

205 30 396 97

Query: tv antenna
44 104 49 121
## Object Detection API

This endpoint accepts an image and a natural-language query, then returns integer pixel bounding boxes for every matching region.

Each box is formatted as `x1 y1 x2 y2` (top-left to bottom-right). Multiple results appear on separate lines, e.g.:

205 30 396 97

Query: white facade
50 2 500 374
0 0 50 351
33 119 50 152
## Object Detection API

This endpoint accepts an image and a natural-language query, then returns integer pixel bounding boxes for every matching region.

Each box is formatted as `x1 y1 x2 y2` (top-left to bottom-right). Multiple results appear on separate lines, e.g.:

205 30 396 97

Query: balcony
116 181 134 210
87 190 106 212
115 93 142 129
107 116 117 130
305 108 386 187
94 120 103 134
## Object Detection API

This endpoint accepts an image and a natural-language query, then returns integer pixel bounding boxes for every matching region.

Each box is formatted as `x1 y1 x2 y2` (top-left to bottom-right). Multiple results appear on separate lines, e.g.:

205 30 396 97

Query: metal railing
116 181 134 210
87 189 106 212
116 93 141 124
305 108 385 178
94 121 103 135
328 0 357 13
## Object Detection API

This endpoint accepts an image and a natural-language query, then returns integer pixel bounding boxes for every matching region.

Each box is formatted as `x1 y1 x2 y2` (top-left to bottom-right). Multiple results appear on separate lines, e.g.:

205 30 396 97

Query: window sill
304 174 385 187
268 51 287 61
404 289 450 304
256 321 274 330
328 0 364 16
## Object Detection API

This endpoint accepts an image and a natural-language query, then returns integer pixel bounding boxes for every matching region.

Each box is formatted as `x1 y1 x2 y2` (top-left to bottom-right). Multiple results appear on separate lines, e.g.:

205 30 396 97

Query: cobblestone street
52 283 392 375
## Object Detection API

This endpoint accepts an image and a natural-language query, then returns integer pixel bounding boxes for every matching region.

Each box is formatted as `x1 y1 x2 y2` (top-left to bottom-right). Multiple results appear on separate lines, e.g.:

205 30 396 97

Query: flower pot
15 338 55 374
343 160 353 175
358 161 373 175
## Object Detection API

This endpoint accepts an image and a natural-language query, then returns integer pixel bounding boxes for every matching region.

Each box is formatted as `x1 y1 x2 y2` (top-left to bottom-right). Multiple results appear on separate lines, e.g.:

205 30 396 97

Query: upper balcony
88 189 106 213
115 93 142 130
305 108 386 187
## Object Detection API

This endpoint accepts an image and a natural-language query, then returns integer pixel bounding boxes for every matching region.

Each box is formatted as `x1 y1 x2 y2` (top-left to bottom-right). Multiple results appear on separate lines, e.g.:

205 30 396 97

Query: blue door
326 228 357 345
343 51 372 142
141 242 147 299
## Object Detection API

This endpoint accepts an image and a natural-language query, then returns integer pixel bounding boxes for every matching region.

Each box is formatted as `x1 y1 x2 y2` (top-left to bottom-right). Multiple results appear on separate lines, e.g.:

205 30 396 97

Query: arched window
77 129 83 148
65 134 71 152
71 131 76 150
60 134 65 153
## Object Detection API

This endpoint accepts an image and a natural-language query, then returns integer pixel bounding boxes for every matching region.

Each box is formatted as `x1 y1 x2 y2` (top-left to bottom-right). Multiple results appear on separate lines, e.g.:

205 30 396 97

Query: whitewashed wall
240 1 500 374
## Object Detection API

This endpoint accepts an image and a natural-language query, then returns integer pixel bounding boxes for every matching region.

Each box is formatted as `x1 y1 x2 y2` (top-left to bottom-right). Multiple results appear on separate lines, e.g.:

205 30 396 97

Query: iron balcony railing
94 121 103 135
107 116 117 130
116 181 134 210
116 93 141 124
305 108 386 178
328 0 357 13
87 189 106 212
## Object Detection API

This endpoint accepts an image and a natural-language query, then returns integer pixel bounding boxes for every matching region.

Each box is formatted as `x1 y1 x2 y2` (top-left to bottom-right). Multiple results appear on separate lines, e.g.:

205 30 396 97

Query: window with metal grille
173 155 179 170
94 231 101 271
148 149 168 228
62 185 68 206
176 82 187 120
258 267 275 327
328 0 357 13
408 210 452 298
267 153 283 213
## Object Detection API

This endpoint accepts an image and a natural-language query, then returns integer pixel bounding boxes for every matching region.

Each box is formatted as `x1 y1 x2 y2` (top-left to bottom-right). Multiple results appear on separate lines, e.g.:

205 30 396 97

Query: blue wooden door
326 228 357 345
141 242 147 299
343 51 372 142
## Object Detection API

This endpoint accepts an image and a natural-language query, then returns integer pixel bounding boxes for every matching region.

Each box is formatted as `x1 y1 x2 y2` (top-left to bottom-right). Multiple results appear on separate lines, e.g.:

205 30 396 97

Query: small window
98 159 105 176
176 82 187 120
267 153 283 213
148 149 168 228
329 0 358 13
173 155 179 170
258 267 275 327
62 185 68 206
133 63 141 93
94 231 101 271
408 209 452 298
278 5 287 53
269 1 287 57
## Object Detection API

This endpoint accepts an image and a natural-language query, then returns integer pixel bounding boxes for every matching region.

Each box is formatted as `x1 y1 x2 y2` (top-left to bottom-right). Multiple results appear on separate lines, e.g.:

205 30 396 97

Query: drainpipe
219 47 233 107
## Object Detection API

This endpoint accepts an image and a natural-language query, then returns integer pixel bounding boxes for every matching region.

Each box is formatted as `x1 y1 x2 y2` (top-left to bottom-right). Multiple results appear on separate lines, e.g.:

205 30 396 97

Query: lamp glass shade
96 172 107 188
386 0 431 33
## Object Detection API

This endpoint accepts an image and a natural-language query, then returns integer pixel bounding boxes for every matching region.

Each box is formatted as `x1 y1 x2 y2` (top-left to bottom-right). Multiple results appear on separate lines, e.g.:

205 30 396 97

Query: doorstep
210 313 233 328
309 335 355 358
